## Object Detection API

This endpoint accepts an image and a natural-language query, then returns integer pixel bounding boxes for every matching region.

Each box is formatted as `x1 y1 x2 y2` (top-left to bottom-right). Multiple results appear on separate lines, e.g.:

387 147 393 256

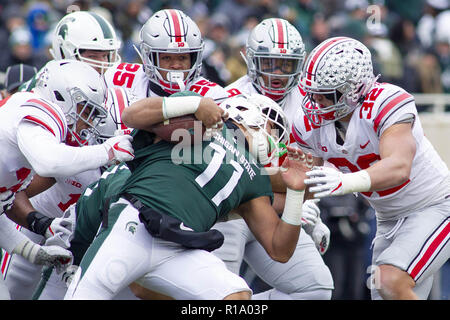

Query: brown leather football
151 114 205 145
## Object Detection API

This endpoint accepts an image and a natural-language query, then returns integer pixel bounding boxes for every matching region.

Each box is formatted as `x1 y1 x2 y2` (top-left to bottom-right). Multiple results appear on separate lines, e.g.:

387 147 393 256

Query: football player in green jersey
64 93 312 300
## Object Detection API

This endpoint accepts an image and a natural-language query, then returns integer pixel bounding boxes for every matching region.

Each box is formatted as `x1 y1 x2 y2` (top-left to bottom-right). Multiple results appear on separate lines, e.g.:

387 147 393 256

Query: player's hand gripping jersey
292 82 450 219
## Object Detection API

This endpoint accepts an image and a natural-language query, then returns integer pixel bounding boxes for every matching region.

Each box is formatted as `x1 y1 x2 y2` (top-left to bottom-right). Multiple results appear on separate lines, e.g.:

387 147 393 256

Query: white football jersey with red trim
292 82 450 219
0 92 67 193
105 62 228 100
29 169 101 219
29 87 136 219
225 75 304 167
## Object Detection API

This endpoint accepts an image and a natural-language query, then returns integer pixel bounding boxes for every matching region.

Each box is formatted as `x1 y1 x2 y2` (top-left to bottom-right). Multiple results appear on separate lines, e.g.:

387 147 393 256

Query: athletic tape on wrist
342 170 371 193
162 96 201 120
281 188 305 226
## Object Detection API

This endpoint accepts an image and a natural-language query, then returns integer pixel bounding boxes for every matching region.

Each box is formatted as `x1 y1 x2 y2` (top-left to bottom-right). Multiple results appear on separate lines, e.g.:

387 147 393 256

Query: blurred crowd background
1 0 450 96
0 0 448 300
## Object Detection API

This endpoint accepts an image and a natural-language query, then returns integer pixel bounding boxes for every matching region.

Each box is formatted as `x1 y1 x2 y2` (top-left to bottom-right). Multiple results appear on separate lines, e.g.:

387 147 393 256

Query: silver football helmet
220 93 289 165
245 18 306 101
300 37 377 126
138 9 204 93
96 87 134 144
49 11 121 72
34 60 108 146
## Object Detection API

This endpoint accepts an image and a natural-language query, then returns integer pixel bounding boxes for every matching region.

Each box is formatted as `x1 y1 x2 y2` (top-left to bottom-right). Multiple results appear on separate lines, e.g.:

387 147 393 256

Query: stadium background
0 0 448 300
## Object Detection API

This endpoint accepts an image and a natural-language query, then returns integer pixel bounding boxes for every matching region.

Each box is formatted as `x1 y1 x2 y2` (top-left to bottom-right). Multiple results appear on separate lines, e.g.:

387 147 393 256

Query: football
151 114 205 145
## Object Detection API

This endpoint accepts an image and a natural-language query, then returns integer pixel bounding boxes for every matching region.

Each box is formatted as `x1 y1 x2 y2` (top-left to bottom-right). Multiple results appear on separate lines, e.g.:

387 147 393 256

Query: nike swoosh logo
179 222 193 231
360 140 370 149
113 142 134 157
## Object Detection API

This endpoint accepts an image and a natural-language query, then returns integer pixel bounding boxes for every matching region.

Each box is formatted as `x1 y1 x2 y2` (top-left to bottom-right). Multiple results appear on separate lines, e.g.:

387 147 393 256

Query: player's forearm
18 123 107 177
122 97 165 131
270 188 304 262
271 221 300 263
365 156 413 191
5 191 35 227
367 122 416 191
0 214 30 253
271 192 286 214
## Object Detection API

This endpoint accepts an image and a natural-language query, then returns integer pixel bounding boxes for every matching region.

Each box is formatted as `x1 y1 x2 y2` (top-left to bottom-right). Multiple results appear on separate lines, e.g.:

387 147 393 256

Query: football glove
44 205 76 249
300 199 330 255
305 166 371 198
301 199 320 234
102 134 134 166
311 221 331 255
13 239 73 273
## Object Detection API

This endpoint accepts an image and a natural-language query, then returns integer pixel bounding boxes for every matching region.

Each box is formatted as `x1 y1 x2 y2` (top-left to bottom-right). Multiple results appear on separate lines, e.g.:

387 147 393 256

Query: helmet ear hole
54 91 65 101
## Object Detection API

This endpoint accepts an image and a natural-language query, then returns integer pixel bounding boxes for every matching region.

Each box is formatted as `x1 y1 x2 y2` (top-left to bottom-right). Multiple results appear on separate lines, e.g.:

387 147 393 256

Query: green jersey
120 123 273 232
70 163 131 264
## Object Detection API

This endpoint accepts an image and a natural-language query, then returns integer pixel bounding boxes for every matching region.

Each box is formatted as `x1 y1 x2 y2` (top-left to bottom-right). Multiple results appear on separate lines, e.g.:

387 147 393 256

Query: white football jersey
29 169 101 218
0 92 67 193
225 75 304 166
292 82 450 219
104 62 228 100
30 87 135 218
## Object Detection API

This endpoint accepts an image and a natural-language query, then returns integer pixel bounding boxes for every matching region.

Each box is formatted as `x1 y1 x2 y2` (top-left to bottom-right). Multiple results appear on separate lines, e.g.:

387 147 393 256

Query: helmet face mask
67 87 108 146
301 37 376 126
245 18 305 101
34 60 108 146
50 11 121 73
138 9 204 93
220 94 289 165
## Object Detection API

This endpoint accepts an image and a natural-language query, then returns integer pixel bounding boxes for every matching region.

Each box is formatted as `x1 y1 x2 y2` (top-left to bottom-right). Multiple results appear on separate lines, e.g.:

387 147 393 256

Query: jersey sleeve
19 97 67 142
372 88 416 137
291 109 319 156
242 168 274 204
190 78 229 101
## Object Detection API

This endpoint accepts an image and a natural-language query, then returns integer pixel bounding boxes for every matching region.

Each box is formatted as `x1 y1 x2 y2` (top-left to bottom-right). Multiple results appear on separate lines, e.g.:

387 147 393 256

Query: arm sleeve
0 214 30 254
17 121 108 177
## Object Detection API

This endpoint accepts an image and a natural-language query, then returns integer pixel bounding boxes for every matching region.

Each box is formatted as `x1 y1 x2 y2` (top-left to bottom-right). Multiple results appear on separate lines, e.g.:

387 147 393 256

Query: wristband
342 170 371 193
162 96 201 120
26 211 53 236
12 239 40 264
281 188 305 226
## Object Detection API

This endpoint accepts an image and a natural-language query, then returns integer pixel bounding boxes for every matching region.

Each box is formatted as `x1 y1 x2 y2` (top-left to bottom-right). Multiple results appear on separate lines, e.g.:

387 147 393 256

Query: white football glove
301 199 321 234
300 199 331 255
311 221 331 255
13 239 73 274
305 166 371 198
44 205 76 249
102 134 134 166
0 190 15 214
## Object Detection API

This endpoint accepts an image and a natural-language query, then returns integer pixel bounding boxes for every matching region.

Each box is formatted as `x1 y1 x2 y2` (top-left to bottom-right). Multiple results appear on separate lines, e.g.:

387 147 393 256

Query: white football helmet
96 88 134 144
300 37 377 126
138 9 204 94
34 60 108 146
49 11 121 72
245 18 306 102
220 93 289 165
